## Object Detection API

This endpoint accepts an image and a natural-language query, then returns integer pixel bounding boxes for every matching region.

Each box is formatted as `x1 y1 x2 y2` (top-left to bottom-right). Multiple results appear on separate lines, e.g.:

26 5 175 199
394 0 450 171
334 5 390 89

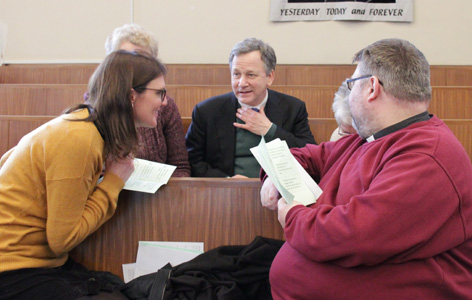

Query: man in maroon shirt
261 38 472 299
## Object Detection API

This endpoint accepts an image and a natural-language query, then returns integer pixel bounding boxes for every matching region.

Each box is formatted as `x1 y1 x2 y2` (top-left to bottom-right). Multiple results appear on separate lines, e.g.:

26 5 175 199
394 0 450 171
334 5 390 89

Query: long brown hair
66 50 166 158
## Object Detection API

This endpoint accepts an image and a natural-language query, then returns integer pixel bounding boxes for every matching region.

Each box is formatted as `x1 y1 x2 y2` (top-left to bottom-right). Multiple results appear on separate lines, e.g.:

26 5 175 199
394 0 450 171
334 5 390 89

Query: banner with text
270 0 413 22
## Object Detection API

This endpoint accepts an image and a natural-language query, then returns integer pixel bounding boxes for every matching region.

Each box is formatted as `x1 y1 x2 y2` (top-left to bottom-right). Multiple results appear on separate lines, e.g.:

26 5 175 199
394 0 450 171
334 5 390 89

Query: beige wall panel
0 0 471 64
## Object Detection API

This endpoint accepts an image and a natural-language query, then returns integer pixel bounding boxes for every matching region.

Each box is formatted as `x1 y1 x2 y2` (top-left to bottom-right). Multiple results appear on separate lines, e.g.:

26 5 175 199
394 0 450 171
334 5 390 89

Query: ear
266 69 275 87
130 88 137 106
366 76 382 102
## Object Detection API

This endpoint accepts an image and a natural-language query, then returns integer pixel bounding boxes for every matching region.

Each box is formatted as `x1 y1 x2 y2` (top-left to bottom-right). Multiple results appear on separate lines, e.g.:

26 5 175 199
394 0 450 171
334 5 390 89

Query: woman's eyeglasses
142 88 167 101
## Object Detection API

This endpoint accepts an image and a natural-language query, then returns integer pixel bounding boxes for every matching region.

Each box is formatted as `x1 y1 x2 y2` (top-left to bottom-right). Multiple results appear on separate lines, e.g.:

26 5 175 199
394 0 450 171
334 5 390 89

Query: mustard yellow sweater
0 109 124 272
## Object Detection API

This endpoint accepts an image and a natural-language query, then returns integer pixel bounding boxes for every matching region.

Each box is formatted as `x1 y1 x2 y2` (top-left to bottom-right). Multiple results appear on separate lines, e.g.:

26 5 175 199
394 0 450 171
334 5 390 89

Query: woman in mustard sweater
0 50 167 299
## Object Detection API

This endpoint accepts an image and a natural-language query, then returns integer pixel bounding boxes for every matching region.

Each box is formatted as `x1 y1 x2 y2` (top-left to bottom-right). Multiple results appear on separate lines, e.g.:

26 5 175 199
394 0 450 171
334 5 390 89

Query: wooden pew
182 116 191 135
2 64 472 86
2 84 472 120
0 84 87 115
442 119 472 159
309 118 338 143
0 64 97 84
284 65 472 86
0 115 53 156
70 178 283 278
170 85 337 118
161 85 472 120
429 87 472 119
429 66 472 86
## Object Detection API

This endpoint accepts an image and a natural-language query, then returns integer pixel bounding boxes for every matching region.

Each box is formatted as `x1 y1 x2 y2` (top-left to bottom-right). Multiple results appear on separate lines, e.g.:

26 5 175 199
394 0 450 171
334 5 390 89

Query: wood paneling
0 119 9 156
429 87 472 119
284 65 355 86
2 64 472 86
443 119 472 160
3 84 471 119
70 178 283 278
168 85 231 117
0 64 97 84
0 115 53 157
273 85 338 119
165 64 231 85
182 116 191 135
430 66 472 86
0 84 87 115
309 118 338 143
166 65 289 85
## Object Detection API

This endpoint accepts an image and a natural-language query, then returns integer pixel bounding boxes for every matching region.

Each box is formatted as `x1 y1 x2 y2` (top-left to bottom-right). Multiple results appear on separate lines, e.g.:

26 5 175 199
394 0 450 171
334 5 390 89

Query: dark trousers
0 258 126 300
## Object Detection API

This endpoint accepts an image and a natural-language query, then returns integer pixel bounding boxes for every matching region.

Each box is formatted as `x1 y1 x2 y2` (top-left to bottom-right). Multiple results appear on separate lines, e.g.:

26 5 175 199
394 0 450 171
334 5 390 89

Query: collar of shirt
366 111 431 142
238 89 269 111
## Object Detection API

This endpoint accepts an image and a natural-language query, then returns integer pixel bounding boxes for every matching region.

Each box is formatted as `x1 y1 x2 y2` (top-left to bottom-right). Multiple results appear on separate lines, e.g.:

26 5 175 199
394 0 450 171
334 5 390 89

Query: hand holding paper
123 158 176 193
250 138 322 206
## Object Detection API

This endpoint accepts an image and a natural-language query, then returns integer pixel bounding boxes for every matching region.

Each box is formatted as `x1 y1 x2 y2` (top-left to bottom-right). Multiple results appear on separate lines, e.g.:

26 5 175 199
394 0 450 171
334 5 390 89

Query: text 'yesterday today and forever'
280 8 404 16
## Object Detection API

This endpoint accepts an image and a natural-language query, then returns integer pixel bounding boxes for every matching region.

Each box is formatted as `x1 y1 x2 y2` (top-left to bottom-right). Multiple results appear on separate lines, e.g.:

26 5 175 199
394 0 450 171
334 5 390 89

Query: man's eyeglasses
346 75 383 91
142 88 167 101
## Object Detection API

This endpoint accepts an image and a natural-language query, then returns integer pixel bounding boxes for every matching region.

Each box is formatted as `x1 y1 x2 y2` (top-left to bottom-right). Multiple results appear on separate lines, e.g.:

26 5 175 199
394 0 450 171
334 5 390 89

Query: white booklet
123 158 176 193
250 138 322 206
127 241 204 282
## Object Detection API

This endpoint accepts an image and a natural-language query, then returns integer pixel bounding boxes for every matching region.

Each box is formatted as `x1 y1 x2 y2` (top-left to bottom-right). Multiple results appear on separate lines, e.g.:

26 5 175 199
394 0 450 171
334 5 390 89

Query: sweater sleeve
0 147 15 169
44 129 124 256
283 152 465 267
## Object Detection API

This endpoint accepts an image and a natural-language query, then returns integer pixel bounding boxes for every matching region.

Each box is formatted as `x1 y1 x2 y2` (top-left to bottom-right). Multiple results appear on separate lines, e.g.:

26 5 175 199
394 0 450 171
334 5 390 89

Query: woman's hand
104 155 135 183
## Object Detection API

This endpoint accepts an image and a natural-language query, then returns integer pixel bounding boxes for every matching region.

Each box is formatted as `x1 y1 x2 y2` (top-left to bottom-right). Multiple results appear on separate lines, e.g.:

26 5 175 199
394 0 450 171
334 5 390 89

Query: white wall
0 0 471 65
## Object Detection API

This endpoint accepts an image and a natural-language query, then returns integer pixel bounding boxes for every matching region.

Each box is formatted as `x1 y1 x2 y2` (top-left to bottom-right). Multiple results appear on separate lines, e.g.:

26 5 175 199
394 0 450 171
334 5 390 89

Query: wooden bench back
1 84 471 119
2 64 472 86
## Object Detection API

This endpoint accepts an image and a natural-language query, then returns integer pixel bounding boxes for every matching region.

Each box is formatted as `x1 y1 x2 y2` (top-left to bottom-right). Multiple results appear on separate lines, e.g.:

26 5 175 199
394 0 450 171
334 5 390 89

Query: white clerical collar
365 111 431 143
238 90 269 110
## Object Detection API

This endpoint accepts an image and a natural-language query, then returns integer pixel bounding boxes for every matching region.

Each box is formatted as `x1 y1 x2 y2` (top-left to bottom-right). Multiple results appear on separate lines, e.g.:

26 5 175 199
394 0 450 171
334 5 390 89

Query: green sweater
234 117 277 178
0 109 124 272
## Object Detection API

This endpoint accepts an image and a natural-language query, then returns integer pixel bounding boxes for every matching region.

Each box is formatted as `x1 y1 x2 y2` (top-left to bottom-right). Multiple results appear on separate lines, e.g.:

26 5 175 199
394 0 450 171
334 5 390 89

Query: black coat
185 89 316 177
121 236 284 300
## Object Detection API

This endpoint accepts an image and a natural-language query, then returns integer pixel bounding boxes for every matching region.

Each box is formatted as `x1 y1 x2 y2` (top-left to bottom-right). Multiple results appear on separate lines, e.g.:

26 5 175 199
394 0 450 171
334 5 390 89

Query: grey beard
352 118 371 139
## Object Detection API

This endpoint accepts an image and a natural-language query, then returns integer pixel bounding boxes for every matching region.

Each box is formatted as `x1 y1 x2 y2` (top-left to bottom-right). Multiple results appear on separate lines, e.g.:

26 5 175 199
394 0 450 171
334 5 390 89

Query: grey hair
332 79 352 128
105 23 158 58
353 38 431 102
229 38 276 76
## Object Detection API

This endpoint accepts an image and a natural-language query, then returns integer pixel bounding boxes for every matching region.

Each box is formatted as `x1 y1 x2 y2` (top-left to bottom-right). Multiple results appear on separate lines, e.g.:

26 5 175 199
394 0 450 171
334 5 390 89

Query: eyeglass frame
346 75 383 91
133 87 167 101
